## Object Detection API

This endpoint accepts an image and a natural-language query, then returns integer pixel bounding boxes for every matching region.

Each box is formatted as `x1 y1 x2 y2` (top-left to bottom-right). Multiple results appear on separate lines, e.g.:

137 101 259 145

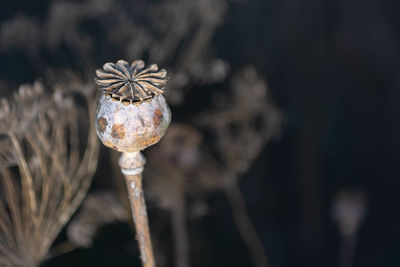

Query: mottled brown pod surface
95 93 171 152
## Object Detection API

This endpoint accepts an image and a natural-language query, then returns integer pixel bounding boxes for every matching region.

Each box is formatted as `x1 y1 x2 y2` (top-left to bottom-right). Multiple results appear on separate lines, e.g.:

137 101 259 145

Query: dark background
1 0 400 266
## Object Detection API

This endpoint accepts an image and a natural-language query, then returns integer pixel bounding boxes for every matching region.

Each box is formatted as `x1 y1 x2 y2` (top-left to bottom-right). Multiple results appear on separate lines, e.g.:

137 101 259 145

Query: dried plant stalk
124 172 155 267
225 182 269 267
171 180 189 267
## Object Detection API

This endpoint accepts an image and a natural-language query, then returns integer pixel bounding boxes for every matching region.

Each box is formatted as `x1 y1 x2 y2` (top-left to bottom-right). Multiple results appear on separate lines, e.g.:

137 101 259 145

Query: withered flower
67 191 128 248
95 59 167 103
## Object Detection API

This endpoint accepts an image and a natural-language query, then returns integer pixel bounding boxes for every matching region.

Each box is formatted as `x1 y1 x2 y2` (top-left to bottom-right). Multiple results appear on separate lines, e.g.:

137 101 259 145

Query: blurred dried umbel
67 191 128 248
0 0 228 105
332 190 367 236
198 66 282 182
145 123 203 267
144 66 282 267
146 123 204 211
0 82 45 137
332 189 368 267
0 15 42 55
0 81 99 266
203 67 281 267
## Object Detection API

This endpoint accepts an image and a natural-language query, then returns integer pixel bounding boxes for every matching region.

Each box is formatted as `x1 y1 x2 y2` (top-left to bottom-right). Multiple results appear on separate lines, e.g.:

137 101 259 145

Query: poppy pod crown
95 59 167 104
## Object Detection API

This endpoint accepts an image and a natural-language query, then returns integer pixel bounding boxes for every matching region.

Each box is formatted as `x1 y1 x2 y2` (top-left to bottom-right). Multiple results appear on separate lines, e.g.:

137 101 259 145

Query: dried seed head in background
95 59 167 103
146 123 204 209
0 0 228 107
0 81 99 267
67 191 128 248
0 82 45 136
332 189 368 236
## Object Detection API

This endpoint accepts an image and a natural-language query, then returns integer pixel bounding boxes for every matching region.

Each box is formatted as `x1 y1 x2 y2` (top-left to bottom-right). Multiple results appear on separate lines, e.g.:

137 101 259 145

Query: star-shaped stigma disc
95 60 167 103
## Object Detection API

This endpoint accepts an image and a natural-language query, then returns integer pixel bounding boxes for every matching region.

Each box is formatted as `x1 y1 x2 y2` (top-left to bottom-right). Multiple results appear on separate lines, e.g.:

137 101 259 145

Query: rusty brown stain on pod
112 123 126 139
97 117 108 133
153 108 163 126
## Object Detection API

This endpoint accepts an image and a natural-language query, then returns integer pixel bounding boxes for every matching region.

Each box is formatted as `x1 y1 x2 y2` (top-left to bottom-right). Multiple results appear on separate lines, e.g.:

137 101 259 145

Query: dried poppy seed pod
94 59 171 267
95 59 171 152
96 93 171 152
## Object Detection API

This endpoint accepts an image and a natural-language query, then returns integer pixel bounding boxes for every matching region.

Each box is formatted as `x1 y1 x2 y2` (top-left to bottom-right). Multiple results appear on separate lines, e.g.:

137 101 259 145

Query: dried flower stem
120 152 155 267
337 233 357 267
171 181 189 267
225 182 269 267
